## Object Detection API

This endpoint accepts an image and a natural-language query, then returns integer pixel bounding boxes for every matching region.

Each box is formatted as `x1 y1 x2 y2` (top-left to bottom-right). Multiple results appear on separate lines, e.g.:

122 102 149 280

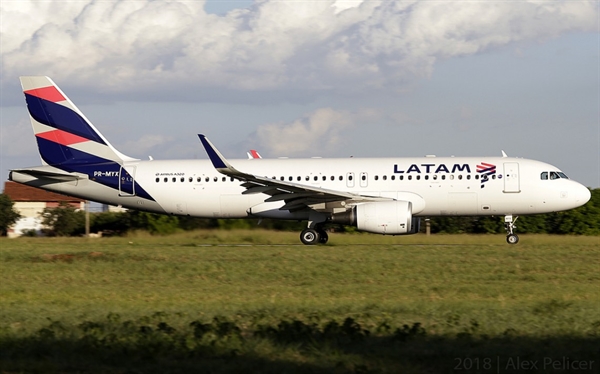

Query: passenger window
391 175 395 181
213 177 218 182
416 175 421 180
289 176 293 181
362 175 367 181
441 175 446 180
172 177 177 182
408 175 412 180
205 177 209 182
348 175 353 181
424 175 429 180
181 177 185 182
297 176 301 181
222 177 226 182
314 176 318 181
155 178 159 183
399 175 404 180
322 176 326 181
374 175 379 181
330 176 335 181
339 176 343 181
458 175 462 180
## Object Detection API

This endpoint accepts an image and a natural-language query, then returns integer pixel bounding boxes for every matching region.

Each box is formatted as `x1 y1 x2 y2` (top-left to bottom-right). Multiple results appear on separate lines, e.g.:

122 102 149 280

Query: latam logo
393 163 470 174
477 163 497 188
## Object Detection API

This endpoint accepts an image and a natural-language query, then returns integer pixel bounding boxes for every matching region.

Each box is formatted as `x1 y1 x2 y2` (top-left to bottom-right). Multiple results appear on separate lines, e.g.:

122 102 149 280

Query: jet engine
330 201 420 235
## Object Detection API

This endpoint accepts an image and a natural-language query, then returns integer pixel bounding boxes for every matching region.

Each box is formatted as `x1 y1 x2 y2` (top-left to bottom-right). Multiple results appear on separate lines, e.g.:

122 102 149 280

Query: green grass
0 231 599 373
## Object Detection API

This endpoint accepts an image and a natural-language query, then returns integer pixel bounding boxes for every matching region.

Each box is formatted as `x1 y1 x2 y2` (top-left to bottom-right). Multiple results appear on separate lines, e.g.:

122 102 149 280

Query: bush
126 211 180 235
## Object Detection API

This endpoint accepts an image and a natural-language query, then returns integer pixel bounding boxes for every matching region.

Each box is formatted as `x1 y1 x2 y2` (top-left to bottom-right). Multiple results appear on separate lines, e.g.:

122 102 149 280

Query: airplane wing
198 135 390 211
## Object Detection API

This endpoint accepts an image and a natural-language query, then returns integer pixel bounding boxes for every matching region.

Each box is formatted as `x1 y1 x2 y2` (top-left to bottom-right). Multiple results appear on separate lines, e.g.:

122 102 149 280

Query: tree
0 194 21 236
41 202 85 236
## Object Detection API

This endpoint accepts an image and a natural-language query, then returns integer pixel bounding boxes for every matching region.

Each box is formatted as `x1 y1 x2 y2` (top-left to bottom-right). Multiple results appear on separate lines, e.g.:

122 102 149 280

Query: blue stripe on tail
25 94 106 144
37 137 108 166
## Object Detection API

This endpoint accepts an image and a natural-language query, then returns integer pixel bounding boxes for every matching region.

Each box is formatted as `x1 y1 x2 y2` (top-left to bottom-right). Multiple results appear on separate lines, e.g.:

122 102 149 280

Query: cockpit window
542 171 569 180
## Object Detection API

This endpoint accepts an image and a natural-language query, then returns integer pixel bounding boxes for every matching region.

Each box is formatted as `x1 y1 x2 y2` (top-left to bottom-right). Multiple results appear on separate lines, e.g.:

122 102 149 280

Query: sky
1 0 599 188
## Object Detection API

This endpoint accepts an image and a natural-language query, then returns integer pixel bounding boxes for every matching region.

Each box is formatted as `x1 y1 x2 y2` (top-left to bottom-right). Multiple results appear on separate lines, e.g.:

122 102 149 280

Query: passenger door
503 162 520 193
119 166 136 196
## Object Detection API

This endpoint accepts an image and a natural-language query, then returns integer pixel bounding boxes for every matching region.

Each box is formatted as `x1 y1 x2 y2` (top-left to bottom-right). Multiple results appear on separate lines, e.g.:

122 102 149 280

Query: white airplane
10 76 591 245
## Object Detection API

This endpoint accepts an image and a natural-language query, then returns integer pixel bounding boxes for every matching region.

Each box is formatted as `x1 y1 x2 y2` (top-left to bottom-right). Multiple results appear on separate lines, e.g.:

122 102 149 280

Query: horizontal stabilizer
10 168 84 182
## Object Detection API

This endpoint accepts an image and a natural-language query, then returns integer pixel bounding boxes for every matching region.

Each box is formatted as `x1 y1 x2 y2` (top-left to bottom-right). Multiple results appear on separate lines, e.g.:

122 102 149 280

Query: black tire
506 234 519 245
300 228 320 245
318 230 329 244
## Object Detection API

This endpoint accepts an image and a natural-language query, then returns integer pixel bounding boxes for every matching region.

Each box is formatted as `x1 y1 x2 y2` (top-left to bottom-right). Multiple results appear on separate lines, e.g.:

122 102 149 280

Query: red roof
3 181 84 203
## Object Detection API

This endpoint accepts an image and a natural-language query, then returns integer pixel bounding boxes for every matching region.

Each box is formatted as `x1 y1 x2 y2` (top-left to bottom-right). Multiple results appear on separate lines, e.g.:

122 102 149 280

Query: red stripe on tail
36 129 89 146
24 86 66 103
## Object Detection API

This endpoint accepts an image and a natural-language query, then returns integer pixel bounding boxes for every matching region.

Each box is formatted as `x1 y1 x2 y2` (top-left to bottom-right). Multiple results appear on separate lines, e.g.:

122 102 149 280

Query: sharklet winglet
198 134 229 170
197 135 260 182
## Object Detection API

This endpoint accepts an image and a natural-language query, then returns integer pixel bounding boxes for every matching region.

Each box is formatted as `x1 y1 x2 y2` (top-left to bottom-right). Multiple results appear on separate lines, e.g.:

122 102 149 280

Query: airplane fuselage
11 156 589 219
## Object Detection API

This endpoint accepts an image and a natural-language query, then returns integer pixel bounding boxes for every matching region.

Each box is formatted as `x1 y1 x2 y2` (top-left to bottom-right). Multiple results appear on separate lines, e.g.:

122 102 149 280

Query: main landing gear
300 213 329 245
300 226 329 245
504 215 519 244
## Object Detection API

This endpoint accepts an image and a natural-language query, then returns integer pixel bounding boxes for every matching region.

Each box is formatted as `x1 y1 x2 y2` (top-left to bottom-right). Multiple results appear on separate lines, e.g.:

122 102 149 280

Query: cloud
0 118 37 157
120 134 174 158
250 107 378 156
1 0 596 99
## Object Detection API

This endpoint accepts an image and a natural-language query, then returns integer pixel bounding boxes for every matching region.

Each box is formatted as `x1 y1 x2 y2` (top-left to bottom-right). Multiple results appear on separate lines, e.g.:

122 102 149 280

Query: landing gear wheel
318 230 329 244
300 228 320 245
506 234 519 245
504 215 519 245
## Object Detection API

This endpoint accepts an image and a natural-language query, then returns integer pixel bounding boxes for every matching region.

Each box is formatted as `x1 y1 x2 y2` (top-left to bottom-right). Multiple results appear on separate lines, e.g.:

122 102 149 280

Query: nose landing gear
504 215 519 244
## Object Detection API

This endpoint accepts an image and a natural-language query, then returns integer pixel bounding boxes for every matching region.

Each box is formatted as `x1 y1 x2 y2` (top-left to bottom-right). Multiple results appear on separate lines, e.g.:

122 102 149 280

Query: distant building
102 204 127 213
2 181 85 238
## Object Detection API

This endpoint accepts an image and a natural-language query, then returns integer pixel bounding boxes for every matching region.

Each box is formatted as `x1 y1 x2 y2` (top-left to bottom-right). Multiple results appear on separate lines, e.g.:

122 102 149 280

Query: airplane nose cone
574 184 591 207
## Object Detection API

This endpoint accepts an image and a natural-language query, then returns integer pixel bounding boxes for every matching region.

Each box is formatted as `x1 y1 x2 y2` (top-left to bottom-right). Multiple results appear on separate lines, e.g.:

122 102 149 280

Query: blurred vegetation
0 193 21 235
34 188 600 237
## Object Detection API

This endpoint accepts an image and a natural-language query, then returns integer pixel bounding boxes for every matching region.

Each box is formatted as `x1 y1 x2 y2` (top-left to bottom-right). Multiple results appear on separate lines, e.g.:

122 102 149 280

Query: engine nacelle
330 201 420 235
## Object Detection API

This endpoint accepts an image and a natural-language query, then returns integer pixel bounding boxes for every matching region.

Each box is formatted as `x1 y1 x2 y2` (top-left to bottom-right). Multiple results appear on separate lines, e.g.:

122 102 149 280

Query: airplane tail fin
19 76 135 168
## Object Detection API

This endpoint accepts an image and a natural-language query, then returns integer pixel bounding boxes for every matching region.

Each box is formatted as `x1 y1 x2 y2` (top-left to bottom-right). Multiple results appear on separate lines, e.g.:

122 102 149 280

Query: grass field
1 231 599 373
